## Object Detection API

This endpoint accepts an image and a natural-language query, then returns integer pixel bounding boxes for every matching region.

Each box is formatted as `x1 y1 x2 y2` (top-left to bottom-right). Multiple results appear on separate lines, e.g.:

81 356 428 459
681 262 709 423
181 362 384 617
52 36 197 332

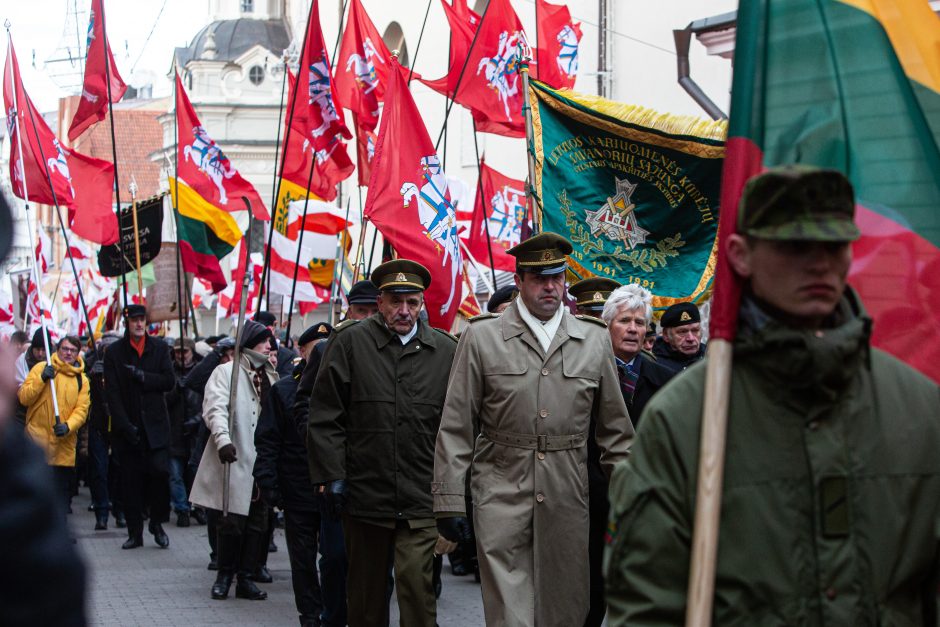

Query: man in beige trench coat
432 232 633 627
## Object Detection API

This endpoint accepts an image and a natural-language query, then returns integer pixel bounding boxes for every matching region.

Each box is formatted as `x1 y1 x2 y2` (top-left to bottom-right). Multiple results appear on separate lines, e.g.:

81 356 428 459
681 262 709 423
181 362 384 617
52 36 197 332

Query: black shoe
122 535 143 550
250 566 273 584
235 576 267 600
192 508 207 525
208 556 218 571
115 513 127 529
299 617 321 627
95 512 108 531
211 572 234 600
149 522 169 549
268 538 277 553
176 511 190 528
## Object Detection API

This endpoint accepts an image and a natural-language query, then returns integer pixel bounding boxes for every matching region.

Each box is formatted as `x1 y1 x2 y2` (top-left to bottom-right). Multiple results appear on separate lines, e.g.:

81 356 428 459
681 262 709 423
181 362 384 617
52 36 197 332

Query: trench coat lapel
501 302 546 359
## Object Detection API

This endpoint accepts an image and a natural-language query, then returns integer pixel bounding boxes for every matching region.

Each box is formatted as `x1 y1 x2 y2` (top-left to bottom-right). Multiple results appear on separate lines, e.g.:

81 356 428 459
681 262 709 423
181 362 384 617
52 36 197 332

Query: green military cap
507 232 573 275
739 165 860 242
569 277 621 312
370 259 432 293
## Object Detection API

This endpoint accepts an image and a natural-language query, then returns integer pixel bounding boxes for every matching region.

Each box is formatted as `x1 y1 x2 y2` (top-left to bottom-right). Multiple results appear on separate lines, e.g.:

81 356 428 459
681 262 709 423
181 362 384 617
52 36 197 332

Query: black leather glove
124 424 140 446
89 360 104 376
323 479 347 517
218 443 237 464
53 423 69 437
40 365 56 382
436 515 469 543
123 364 146 383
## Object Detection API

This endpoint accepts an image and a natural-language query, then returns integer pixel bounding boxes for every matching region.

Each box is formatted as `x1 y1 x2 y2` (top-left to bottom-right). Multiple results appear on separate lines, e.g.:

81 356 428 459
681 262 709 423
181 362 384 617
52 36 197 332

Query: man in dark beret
103 304 176 549
486 285 519 314
308 259 457 627
651 301 705 373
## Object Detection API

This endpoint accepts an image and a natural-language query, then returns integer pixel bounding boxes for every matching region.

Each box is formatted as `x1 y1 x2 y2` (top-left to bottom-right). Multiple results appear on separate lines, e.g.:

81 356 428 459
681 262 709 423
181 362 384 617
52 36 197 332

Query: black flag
98 193 165 277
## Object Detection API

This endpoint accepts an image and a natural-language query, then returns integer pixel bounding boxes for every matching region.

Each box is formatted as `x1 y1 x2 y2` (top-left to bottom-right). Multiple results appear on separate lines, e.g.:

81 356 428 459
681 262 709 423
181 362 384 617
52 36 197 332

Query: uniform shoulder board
468 312 498 323
575 314 608 327
333 319 361 333
641 349 657 361
432 327 459 343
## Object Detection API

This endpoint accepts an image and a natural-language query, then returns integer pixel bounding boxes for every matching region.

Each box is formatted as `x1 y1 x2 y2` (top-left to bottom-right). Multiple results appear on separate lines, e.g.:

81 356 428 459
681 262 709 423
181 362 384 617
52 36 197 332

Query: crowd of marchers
4 165 939 627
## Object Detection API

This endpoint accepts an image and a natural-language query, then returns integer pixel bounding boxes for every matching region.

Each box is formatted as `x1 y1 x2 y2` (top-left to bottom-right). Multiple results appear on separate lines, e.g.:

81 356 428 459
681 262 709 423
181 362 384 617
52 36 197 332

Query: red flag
279 67 354 203
175 73 268 220
4 39 118 244
334 0 392 132
419 0 481 99
424 0 528 137
67 0 127 141
466 159 525 272
364 57 463 331
533 0 581 90
294 0 352 151
354 115 377 186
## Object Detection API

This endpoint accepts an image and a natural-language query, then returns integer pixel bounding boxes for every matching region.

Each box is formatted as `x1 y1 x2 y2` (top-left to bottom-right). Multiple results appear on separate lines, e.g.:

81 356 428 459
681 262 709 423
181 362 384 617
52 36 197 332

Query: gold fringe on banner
549 88 728 142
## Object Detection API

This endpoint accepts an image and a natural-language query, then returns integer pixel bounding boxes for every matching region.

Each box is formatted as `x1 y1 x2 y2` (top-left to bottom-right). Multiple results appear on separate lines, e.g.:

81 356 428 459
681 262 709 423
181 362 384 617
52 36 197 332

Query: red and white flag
335 0 392 133
420 0 481 99
533 0 581 90
354 115 377 187
66 238 95 273
466 160 526 272
364 57 463 330
67 0 127 140
4 39 118 245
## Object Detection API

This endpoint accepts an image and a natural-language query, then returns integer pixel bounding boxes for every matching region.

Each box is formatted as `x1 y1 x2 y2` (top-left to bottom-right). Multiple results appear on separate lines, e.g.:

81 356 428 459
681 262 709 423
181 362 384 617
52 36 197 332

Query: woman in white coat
190 321 279 601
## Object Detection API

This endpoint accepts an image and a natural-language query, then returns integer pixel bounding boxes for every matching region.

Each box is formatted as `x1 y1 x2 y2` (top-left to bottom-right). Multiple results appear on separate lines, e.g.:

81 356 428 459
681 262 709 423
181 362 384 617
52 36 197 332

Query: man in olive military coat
307 260 457 627
433 233 633 627
604 166 940 626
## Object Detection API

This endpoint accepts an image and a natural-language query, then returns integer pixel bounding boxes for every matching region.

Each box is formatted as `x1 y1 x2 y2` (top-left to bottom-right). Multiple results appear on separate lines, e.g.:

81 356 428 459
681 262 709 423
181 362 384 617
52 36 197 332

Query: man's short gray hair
601 284 653 325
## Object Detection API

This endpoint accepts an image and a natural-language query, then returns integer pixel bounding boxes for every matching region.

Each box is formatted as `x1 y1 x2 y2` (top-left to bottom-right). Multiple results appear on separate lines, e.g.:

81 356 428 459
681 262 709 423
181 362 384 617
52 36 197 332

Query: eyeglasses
58 346 79 354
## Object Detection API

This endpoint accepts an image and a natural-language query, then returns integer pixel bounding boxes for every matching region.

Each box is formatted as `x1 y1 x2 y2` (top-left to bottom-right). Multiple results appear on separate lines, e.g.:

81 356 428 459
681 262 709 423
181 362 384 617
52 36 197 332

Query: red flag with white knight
364 57 463 330
451 0 528 137
4 40 117 244
294 0 352 151
467 159 525 272
354 115 377 186
175 73 268 219
420 0 481 98
335 0 392 132
67 0 127 141
533 0 581 90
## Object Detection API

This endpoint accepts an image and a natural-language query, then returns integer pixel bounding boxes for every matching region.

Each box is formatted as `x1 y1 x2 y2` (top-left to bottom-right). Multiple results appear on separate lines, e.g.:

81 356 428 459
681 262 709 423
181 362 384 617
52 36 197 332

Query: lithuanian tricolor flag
711 0 940 384
171 73 268 293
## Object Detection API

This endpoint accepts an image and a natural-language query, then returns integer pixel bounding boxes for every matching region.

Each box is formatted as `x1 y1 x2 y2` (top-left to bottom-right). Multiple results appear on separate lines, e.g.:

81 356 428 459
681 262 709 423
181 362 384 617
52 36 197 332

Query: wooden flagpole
128 179 144 297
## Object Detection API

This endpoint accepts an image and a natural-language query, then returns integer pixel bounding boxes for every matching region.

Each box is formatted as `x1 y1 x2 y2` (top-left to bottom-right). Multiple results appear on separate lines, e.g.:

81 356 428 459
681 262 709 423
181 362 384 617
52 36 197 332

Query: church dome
176 18 290 66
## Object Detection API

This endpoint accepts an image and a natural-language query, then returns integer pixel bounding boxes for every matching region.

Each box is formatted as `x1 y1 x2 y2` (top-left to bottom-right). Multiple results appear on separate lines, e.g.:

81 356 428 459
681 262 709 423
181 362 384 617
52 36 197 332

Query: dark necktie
618 361 639 405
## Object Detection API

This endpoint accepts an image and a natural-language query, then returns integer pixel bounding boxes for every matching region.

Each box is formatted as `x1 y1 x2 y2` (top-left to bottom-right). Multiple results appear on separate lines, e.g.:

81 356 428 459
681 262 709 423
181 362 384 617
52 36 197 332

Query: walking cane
222 198 254 518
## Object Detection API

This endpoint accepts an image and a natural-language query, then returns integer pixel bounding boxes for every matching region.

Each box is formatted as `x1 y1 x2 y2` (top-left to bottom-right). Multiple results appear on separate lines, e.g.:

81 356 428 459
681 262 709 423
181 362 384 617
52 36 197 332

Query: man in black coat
255 323 332 627
166 338 202 528
104 305 176 549
651 301 707 373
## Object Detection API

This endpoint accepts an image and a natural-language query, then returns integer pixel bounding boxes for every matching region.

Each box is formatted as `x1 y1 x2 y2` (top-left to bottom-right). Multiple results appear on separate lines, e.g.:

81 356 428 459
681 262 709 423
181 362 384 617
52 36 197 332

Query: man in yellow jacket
18 334 91 515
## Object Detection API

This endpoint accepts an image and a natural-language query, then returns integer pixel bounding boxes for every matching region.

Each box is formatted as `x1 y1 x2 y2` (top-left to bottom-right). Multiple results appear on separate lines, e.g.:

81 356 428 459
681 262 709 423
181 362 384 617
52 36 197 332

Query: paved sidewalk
71 487 485 626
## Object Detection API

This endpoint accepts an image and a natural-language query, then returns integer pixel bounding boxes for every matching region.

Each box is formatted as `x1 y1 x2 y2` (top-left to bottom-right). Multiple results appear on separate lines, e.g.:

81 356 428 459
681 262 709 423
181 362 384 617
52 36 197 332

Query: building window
382 22 409 68
241 0 253 13
249 65 264 85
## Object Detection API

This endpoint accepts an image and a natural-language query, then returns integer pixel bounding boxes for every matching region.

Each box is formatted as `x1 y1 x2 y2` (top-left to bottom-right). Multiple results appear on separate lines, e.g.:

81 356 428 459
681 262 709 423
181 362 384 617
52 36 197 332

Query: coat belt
482 429 586 452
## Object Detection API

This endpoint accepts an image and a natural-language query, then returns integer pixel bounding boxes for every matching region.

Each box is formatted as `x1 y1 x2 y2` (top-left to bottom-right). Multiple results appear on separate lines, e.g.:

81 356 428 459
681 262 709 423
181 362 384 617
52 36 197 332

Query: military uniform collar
366 313 439 351
501 301 586 341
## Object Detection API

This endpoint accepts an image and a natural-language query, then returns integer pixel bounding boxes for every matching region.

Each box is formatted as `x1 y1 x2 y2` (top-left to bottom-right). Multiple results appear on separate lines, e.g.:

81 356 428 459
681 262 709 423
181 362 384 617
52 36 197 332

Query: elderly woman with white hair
584 284 678 627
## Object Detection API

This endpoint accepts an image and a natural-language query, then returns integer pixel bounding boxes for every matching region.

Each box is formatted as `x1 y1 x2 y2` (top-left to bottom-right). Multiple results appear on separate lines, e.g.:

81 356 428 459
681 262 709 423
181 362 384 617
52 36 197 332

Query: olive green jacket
605 291 940 626
307 314 457 520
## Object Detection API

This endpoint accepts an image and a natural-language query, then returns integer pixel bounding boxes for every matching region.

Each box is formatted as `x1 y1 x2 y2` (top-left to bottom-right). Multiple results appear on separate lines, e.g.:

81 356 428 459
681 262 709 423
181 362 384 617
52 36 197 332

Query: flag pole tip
391 50 400 59
4 19 12 30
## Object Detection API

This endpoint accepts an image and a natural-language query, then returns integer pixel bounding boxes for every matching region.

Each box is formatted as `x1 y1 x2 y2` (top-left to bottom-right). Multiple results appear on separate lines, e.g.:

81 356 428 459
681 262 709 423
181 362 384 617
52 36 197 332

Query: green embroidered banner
529 81 726 309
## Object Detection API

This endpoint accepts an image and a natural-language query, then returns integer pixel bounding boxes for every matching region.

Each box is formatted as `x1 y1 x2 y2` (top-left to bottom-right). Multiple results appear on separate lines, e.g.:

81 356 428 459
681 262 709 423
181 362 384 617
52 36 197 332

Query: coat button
539 409 548 418
415 345 421 350
536 493 545 503
541 368 549 376
807 420 820 431
537 452 545 460
824 587 836 600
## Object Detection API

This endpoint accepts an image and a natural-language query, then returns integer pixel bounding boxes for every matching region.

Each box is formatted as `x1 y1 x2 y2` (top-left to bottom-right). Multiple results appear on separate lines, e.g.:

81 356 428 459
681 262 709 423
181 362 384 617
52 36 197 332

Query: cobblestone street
71 487 486 626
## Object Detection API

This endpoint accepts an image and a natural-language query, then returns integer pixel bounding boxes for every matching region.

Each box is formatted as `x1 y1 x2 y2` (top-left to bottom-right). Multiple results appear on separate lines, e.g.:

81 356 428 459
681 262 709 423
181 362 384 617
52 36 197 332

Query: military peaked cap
507 232 572 275
371 259 432 293
660 302 700 328
739 165 860 242
569 277 621 311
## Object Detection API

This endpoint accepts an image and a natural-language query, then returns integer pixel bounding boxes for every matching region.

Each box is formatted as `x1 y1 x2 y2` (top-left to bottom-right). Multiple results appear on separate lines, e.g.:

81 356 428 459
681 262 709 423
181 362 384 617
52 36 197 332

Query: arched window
382 21 409 68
